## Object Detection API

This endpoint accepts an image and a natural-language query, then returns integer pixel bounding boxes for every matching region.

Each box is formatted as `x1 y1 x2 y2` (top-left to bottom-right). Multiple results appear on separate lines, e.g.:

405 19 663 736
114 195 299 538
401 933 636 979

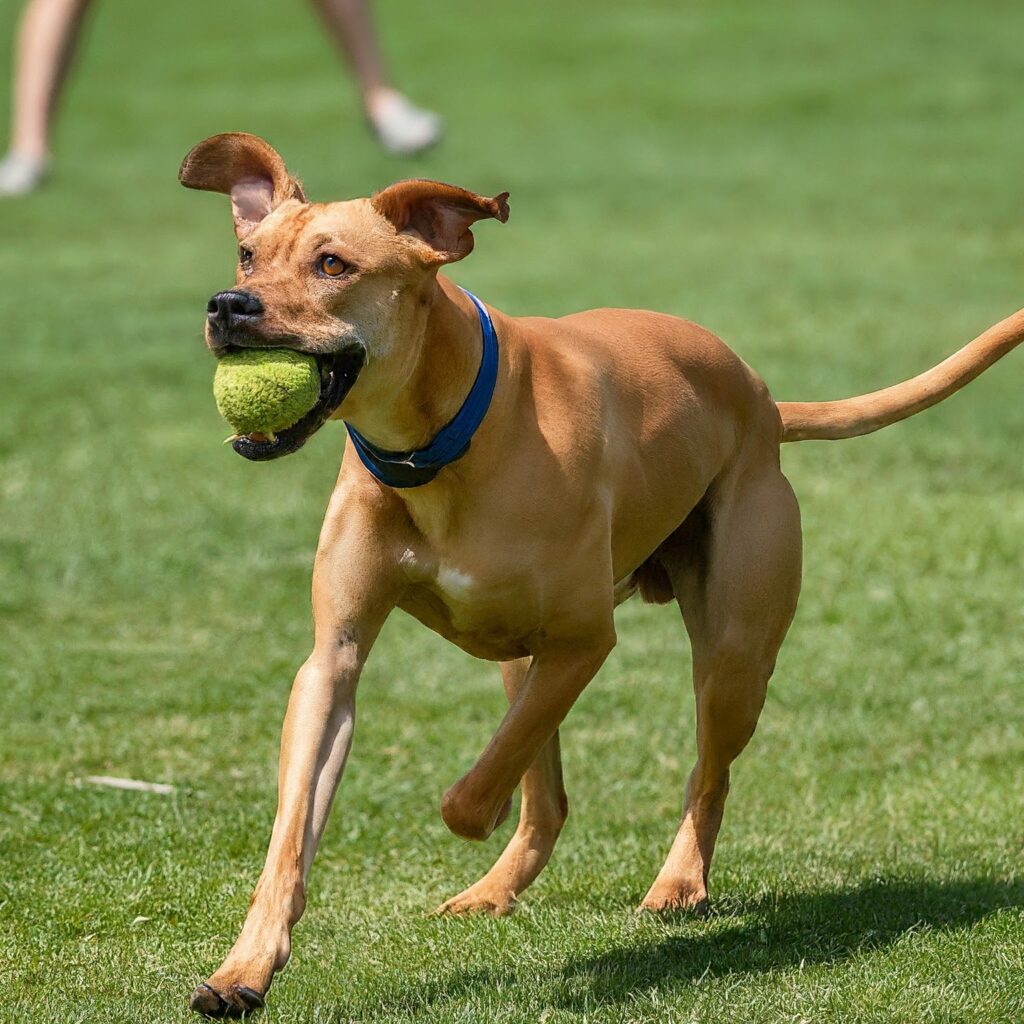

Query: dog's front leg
189 643 369 1017
190 503 400 1018
441 631 615 842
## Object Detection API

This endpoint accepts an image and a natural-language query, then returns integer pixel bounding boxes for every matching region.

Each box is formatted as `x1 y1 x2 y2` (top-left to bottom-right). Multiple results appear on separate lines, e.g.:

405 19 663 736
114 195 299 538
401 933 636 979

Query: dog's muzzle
230 346 366 462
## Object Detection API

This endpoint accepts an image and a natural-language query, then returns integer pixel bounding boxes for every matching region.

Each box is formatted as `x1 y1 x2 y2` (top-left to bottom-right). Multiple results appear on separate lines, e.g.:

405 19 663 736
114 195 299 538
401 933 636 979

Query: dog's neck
339 276 484 454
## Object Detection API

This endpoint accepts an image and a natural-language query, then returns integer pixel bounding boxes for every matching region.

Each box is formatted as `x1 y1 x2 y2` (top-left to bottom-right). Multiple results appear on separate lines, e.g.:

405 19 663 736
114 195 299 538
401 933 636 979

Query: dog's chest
433 563 478 603
397 547 538 660
400 547 485 616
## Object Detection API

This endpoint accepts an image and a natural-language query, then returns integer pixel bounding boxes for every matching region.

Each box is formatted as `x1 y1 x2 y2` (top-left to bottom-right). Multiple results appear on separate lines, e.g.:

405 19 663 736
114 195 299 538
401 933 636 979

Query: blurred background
1 1 1023 1021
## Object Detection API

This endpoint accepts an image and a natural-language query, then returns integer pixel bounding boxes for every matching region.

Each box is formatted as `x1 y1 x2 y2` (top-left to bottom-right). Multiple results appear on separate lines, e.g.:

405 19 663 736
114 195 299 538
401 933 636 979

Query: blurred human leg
310 0 442 155
0 0 94 195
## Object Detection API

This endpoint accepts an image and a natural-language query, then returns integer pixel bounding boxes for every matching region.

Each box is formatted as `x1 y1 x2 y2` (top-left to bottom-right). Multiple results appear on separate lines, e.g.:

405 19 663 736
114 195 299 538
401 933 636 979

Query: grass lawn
2 0 1024 1020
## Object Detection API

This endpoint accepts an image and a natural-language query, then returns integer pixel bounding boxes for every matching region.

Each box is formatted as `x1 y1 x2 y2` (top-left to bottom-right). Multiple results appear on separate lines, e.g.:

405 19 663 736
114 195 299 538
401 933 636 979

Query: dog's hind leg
640 458 801 913
436 657 568 915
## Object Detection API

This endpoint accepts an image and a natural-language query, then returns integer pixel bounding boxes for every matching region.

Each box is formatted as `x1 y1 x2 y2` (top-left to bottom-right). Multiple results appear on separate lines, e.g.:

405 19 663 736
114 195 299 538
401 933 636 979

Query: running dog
179 132 1024 1017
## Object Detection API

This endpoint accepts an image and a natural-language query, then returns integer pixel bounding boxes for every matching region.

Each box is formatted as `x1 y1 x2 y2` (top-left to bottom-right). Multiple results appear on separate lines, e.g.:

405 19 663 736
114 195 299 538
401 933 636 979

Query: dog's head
179 132 509 460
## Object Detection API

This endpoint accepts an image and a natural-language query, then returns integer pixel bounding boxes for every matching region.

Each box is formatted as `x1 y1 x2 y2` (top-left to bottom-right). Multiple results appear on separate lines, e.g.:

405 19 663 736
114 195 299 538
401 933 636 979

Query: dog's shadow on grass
360 876 1022 1016
553 876 1023 1011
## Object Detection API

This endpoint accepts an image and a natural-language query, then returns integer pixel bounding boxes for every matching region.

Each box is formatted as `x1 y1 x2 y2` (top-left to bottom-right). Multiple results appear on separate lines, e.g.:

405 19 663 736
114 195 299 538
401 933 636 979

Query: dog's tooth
223 434 241 444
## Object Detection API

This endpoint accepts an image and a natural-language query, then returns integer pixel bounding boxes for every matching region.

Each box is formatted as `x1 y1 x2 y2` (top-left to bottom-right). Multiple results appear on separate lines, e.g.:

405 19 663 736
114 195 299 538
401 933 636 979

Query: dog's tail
777 307 1024 442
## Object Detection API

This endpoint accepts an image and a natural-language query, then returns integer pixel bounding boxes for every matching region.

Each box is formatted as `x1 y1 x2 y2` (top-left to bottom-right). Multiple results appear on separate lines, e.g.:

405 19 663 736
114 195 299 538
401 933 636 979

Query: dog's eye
238 247 253 266
317 254 347 278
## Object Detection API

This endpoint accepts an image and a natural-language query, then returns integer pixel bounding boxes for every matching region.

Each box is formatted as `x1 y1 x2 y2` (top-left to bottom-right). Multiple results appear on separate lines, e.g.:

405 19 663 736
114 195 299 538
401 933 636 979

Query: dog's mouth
229 346 366 462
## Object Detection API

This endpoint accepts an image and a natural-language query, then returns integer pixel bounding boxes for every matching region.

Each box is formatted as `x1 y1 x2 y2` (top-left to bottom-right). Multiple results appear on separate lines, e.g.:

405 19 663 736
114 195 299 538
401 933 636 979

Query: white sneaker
0 151 47 196
368 90 443 156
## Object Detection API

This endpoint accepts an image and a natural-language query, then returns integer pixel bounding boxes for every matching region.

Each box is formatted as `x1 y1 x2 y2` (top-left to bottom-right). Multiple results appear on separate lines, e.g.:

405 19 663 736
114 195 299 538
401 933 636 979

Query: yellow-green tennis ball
213 349 321 436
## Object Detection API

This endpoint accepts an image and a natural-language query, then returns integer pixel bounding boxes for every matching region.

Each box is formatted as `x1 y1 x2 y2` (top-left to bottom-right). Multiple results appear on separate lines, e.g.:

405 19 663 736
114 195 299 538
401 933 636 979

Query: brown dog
179 132 1024 1017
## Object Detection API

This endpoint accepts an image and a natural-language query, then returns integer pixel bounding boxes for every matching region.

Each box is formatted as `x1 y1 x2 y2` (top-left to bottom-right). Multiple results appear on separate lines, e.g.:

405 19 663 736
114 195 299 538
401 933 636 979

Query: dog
178 132 1024 1017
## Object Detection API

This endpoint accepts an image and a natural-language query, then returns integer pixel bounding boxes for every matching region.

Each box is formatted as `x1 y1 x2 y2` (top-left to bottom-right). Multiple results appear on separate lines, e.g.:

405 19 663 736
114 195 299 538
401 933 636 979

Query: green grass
2 0 1024 1020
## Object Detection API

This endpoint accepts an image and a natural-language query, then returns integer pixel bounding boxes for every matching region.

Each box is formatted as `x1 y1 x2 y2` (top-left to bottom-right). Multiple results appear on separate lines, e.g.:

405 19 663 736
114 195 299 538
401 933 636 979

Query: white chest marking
437 565 477 601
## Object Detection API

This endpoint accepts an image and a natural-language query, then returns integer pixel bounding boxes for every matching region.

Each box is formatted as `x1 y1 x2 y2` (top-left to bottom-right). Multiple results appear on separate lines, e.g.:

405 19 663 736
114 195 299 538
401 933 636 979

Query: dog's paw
440 782 512 841
189 981 265 1018
637 886 710 918
433 885 517 917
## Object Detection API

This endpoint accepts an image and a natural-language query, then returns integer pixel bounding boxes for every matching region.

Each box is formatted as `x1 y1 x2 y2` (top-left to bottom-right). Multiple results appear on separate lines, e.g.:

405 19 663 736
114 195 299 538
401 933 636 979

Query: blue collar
344 289 499 488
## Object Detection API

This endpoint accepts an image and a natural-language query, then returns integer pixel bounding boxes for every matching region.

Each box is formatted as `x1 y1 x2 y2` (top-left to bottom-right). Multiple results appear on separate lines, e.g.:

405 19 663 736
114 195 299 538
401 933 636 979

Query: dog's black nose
207 290 263 334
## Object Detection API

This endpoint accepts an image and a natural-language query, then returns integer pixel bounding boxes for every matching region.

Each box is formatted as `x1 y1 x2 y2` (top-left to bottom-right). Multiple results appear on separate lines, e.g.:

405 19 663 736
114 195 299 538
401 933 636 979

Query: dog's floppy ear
178 132 306 240
371 179 509 264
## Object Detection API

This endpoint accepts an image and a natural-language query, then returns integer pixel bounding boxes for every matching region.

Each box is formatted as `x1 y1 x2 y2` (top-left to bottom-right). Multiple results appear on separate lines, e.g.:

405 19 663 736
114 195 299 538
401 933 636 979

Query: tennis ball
213 348 321 436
